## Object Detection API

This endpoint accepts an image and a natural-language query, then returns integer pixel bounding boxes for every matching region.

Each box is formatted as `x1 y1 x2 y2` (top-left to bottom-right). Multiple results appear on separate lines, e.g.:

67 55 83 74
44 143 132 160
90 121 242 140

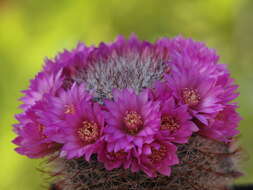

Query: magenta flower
20 70 63 111
166 36 220 77
198 105 241 142
166 64 224 125
165 36 238 125
58 101 105 161
97 141 133 170
13 102 60 158
43 43 94 75
136 138 179 177
39 83 92 142
151 81 172 101
158 98 198 144
216 72 239 104
103 88 160 153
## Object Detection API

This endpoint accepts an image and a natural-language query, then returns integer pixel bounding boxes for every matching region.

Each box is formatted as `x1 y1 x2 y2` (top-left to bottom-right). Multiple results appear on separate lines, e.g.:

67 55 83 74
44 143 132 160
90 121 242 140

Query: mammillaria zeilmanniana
13 35 243 190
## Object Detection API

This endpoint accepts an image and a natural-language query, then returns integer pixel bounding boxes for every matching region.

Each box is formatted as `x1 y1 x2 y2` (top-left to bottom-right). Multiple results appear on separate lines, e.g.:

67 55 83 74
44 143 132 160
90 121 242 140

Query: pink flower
43 43 94 75
159 98 198 144
97 141 133 170
166 63 224 125
39 83 92 142
13 102 60 158
166 36 220 77
165 36 239 125
58 101 105 161
20 70 63 111
151 81 172 101
103 88 160 153
198 105 241 142
136 138 179 177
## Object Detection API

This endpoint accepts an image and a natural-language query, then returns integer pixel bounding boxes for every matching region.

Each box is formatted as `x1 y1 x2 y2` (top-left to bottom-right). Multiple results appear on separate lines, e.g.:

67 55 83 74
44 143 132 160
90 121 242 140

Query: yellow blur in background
0 0 253 189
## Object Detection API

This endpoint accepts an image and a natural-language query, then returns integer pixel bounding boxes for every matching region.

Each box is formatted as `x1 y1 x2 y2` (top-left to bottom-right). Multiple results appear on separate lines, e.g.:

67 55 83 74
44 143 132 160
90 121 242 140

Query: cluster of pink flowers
13 35 240 178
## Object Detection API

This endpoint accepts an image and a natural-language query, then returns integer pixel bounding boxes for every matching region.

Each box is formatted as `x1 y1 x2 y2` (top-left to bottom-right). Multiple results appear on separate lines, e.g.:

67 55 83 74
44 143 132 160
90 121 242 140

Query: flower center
181 88 200 106
149 145 168 163
215 111 226 121
161 115 179 131
123 111 143 135
76 121 100 144
108 150 127 160
164 66 171 74
38 124 47 139
64 104 75 114
38 124 45 133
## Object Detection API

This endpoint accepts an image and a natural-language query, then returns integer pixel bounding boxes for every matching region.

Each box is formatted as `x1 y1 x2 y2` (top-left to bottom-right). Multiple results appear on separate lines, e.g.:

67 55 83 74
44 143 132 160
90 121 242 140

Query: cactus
13 35 242 190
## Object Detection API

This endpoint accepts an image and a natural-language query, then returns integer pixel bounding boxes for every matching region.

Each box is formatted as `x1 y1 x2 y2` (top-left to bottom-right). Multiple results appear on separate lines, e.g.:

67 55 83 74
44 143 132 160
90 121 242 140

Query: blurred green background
0 0 253 189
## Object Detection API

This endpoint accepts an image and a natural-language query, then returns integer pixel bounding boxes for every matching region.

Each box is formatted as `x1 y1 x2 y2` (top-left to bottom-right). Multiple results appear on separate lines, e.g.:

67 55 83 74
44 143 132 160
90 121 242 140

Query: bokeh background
1 0 253 189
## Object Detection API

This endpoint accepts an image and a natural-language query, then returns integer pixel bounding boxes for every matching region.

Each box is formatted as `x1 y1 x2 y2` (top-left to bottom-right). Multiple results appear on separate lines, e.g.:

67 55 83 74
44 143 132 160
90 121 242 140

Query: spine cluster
48 135 242 190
